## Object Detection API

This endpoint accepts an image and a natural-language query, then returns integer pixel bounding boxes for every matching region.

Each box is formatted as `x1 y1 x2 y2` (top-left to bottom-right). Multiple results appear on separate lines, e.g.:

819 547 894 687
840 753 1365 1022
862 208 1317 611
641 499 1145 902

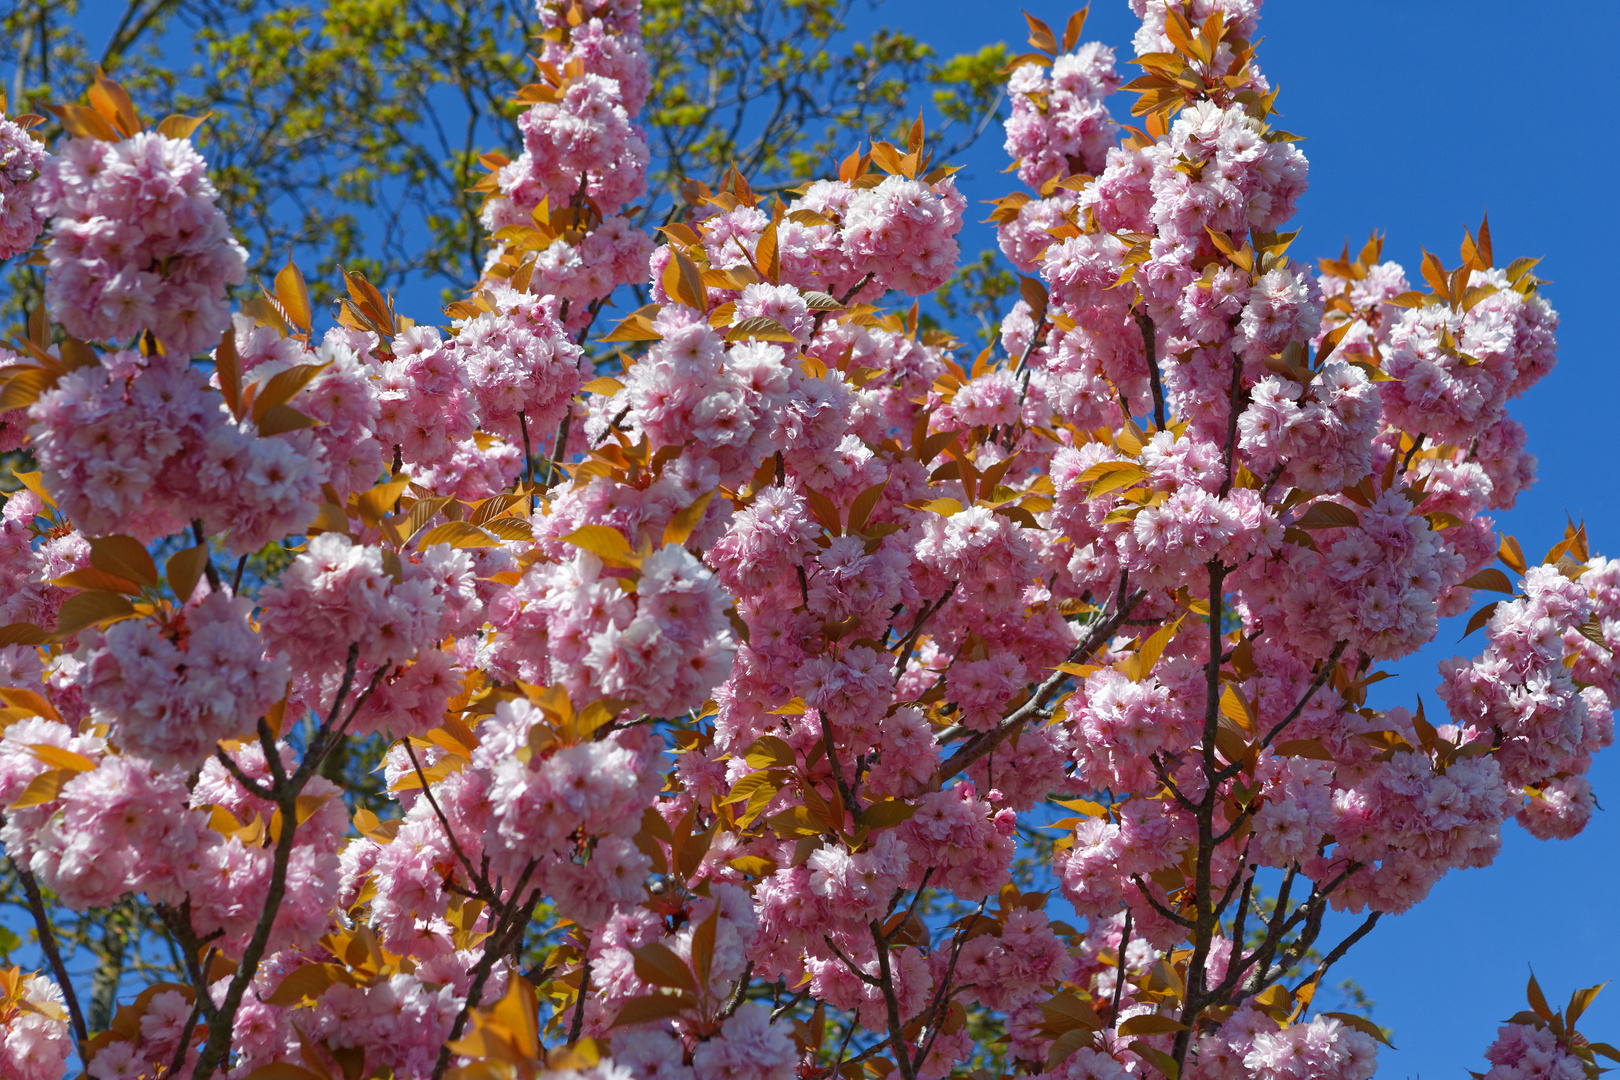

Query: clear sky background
53 1 1620 1076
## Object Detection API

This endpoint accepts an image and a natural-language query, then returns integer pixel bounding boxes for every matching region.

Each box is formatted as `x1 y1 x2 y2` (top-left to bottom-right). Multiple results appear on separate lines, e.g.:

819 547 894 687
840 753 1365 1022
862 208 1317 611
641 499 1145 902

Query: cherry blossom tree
0 1 1616 1079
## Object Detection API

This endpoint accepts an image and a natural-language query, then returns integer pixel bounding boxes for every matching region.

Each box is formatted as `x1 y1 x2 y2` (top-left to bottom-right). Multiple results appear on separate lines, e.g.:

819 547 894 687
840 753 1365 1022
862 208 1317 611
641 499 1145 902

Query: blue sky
51 1 1620 1075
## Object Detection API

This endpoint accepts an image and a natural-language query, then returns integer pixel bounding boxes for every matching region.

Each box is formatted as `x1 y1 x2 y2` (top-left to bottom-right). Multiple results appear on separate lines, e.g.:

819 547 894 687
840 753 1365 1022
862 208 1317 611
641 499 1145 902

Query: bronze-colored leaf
52 567 144 594
88 535 158 588
1294 502 1360 530
1460 568 1515 595
725 316 798 343
630 945 696 994
9 768 70 808
0 623 48 647
248 362 330 423
257 404 323 436
274 255 313 333
165 545 211 603
1461 601 1500 640
154 113 211 140
612 992 695 1028
53 591 137 637
417 522 499 549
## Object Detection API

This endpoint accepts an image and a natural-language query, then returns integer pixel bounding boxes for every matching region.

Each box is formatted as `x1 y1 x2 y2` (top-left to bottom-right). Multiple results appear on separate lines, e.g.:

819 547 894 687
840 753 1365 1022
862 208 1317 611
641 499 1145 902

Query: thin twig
10 855 88 1049
719 960 754 1020
1131 874 1193 929
1135 311 1165 429
403 739 490 901
817 710 859 815
1109 908 1133 1023
166 948 215 1079
869 921 917 1080
892 586 954 679
1299 912 1381 1016
822 935 879 986
431 865 543 1080
568 958 591 1044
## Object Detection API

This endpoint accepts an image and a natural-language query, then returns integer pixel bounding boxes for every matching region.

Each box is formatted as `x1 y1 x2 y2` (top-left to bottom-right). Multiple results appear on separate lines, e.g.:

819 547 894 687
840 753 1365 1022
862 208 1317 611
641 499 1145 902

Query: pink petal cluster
1004 45 1121 191
40 131 247 353
0 116 47 259
775 172 967 299
481 0 653 332
1478 1021 1589 1080
0 973 73 1080
257 534 480 733
77 590 290 768
27 349 323 550
374 309 580 499
0 488 88 631
1184 1008 1378 1080
446 284 586 443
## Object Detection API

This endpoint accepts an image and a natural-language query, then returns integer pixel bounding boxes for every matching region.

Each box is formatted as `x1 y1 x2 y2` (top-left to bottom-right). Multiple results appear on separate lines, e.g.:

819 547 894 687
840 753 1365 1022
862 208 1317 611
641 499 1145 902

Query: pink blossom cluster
189 754 350 955
40 131 247 353
1091 98 1306 251
1237 361 1381 494
77 590 290 768
15 751 206 910
1128 0 1264 67
992 33 1120 276
1184 1008 1378 1080
521 214 655 323
482 0 653 331
615 305 797 487
83 985 208 1078
302 974 461 1078
463 698 664 910
508 71 647 218
1378 272 1558 448
230 318 389 497
770 171 966 298
0 487 88 632
488 528 738 720
1439 564 1615 840
257 533 479 731
0 972 72 1080
27 348 324 551
0 115 47 259
445 284 587 443
1478 1021 1589 1080
373 310 579 498
1004 46 1121 191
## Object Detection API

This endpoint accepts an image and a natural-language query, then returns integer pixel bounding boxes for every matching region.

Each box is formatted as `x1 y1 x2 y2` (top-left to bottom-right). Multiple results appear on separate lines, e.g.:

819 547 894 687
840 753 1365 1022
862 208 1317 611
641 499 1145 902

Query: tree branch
938 575 1144 780
870 920 917 1080
9 852 88 1052
1135 310 1164 429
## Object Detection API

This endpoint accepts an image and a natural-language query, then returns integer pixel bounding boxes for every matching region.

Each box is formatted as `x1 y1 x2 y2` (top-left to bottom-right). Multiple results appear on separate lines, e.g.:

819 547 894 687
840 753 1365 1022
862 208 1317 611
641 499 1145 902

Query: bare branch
870 920 918 1080
9 852 88 1053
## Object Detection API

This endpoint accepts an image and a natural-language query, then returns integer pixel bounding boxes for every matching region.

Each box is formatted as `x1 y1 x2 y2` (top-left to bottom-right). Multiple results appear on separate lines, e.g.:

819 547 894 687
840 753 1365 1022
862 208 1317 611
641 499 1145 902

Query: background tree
0 0 1007 303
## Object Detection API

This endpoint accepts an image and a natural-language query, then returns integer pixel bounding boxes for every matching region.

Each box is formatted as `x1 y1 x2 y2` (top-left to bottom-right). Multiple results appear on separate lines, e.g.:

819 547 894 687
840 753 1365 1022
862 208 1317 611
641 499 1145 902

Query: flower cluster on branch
0 2 1614 1080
